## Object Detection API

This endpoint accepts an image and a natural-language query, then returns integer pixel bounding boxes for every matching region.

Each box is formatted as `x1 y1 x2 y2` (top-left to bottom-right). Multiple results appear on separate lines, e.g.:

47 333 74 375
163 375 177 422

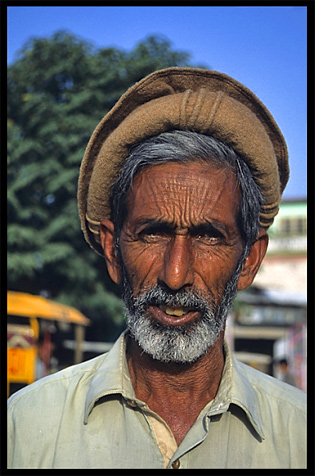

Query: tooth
165 307 186 317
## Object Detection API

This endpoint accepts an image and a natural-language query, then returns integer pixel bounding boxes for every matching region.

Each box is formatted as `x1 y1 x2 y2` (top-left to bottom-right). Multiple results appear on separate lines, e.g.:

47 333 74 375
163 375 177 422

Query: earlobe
99 219 121 285
237 230 269 291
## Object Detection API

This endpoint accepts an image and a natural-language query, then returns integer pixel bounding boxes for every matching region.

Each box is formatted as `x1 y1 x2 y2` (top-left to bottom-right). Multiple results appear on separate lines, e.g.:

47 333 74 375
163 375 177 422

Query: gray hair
110 130 263 261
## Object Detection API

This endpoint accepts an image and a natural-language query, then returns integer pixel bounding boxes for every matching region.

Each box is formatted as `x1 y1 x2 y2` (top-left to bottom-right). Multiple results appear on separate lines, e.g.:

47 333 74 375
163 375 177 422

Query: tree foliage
7 31 205 340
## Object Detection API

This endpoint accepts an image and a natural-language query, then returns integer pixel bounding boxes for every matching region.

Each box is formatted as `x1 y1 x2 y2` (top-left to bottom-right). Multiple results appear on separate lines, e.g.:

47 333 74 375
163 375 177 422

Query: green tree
7 31 205 340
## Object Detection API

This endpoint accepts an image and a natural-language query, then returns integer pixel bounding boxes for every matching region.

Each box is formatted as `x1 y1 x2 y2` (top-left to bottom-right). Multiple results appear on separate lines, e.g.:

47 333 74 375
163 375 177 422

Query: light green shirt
7 331 306 469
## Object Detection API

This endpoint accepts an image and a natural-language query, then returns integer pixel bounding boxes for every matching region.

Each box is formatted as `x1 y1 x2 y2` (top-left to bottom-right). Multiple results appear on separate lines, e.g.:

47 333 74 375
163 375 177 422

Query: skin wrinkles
129 164 233 231
120 162 243 300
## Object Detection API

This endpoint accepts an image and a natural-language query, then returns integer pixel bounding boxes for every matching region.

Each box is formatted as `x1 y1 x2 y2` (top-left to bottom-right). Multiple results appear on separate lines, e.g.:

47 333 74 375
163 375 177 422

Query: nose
159 235 194 291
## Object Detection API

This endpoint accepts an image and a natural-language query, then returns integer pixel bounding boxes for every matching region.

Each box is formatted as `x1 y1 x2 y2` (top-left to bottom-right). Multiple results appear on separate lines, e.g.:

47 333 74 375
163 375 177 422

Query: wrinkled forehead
125 162 240 229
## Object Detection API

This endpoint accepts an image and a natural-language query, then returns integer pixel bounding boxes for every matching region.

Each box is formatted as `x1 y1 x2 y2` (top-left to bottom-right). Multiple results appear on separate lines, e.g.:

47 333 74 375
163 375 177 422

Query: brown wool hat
78 67 289 256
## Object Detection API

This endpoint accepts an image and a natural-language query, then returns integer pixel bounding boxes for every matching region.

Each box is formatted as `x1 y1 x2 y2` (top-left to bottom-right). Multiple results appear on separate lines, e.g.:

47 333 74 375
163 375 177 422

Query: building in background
254 198 307 293
226 198 307 390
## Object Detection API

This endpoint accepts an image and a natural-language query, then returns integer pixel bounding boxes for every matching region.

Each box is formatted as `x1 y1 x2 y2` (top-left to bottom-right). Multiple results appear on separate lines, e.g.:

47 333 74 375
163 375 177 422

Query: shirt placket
165 400 231 469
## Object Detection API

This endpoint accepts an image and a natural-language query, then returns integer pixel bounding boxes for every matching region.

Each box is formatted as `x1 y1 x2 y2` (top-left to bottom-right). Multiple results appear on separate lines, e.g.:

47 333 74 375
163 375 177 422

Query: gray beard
121 261 242 364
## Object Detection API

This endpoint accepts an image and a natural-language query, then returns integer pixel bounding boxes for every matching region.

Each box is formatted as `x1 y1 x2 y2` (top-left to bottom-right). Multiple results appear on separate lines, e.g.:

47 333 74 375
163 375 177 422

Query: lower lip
147 305 200 327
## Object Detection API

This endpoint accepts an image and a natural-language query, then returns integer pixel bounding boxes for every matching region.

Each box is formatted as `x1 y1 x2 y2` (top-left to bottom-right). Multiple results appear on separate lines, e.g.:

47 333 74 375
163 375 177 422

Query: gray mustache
134 284 214 313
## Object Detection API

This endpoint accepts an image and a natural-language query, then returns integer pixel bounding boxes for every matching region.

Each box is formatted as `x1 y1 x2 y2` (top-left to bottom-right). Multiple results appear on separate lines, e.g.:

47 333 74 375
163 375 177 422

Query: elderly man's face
101 161 264 363
120 161 243 302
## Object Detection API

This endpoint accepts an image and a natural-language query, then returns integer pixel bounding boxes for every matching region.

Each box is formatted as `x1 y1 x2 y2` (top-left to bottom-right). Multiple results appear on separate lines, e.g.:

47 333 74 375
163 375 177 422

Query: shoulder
8 352 107 414
236 359 306 413
8 333 126 421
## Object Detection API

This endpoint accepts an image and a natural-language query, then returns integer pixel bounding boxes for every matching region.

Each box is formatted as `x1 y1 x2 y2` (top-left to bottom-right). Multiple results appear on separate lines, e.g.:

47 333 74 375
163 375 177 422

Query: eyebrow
134 218 229 237
134 218 174 233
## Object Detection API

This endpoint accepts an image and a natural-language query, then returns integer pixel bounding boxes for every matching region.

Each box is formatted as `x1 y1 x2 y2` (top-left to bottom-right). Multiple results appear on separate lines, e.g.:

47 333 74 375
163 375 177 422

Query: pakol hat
78 67 289 256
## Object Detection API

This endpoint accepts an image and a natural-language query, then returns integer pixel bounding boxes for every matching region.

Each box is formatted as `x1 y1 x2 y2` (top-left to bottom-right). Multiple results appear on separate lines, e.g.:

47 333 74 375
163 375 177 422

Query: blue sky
7 5 307 199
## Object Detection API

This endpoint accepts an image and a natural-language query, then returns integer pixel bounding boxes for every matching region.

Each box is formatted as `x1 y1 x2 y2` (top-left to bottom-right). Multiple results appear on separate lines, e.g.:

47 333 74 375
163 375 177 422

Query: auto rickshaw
7 291 90 397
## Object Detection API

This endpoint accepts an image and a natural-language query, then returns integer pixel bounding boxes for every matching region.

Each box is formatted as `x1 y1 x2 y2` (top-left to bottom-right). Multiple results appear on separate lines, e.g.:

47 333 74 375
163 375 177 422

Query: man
277 358 297 387
8 68 306 469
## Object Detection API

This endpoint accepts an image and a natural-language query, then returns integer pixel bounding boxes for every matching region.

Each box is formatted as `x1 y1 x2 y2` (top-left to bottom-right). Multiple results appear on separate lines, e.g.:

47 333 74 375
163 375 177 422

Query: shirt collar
84 330 134 423
84 332 265 440
208 341 265 440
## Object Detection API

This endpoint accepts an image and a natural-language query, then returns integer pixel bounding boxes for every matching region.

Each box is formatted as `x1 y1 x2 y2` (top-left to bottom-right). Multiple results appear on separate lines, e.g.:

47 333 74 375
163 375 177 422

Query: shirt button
126 399 137 407
160 442 167 456
172 459 180 469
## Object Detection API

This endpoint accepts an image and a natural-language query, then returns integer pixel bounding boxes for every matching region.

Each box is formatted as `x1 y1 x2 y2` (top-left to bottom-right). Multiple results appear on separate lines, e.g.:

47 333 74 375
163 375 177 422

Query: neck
126 331 225 445
126 329 225 406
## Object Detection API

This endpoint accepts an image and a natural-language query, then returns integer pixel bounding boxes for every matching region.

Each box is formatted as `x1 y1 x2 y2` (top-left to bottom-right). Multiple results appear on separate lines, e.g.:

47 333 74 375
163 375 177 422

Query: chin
128 311 223 365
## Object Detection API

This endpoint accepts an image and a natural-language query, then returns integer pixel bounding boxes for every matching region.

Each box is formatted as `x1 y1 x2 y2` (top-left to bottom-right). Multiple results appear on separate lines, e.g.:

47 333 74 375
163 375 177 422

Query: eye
138 224 172 243
192 225 224 245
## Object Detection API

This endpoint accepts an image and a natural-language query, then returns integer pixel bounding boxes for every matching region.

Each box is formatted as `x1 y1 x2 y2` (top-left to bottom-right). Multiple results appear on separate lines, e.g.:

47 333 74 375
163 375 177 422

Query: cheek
193 248 241 292
120 244 161 290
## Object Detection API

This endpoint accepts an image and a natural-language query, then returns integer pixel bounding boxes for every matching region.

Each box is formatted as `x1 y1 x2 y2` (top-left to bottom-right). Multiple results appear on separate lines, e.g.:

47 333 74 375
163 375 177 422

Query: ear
237 230 269 291
99 219 121 285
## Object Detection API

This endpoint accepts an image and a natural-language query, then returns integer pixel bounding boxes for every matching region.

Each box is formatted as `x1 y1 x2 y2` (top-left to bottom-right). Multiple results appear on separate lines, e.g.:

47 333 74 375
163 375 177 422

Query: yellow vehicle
7 291 90 397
